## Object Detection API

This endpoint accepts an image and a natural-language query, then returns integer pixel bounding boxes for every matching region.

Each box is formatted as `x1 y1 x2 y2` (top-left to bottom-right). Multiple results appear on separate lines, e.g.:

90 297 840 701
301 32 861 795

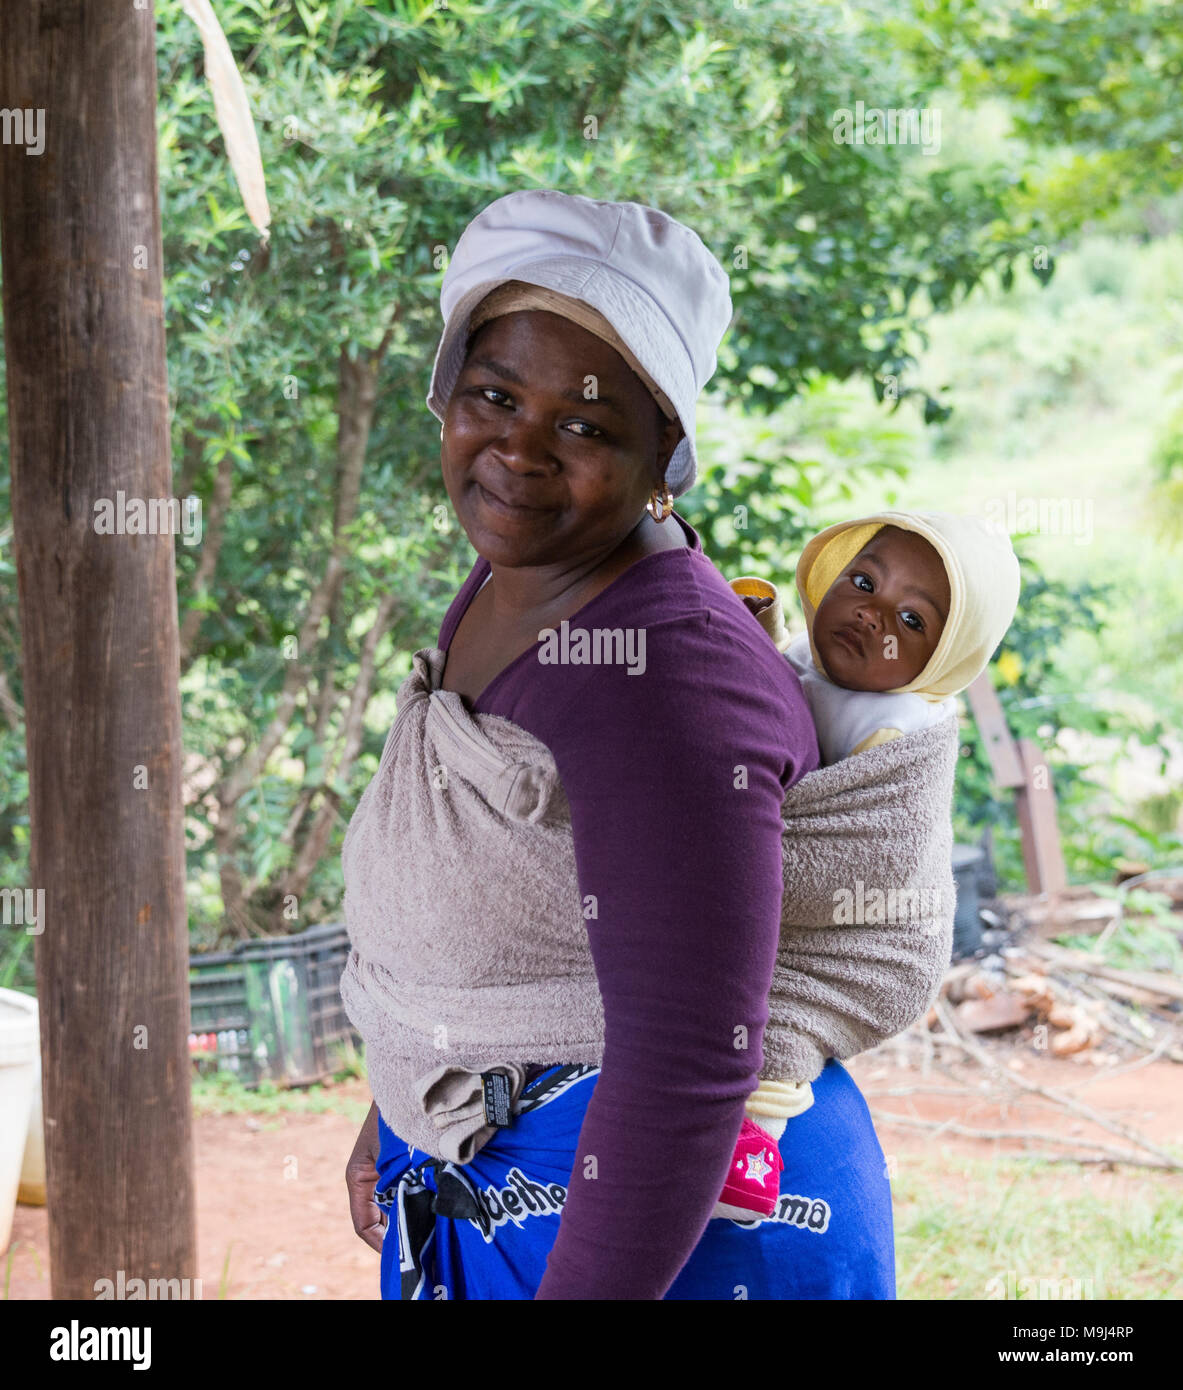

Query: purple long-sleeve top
436 512 820 1299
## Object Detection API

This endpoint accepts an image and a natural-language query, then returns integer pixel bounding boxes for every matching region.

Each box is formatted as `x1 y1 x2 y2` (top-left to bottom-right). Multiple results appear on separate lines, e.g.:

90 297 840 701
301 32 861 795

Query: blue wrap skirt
374 1058 895 1300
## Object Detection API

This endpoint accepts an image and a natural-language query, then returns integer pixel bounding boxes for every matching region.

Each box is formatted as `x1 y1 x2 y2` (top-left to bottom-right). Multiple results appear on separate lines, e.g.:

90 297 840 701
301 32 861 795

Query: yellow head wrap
794 510 1021 703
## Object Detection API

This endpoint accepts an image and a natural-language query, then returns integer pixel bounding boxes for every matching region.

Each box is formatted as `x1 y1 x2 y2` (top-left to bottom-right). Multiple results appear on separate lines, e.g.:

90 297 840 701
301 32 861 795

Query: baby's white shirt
784 632 958 766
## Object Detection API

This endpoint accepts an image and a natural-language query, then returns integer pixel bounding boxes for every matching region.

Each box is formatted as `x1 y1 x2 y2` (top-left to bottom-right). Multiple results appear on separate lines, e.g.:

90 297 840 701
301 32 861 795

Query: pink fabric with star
718 1118 785 1216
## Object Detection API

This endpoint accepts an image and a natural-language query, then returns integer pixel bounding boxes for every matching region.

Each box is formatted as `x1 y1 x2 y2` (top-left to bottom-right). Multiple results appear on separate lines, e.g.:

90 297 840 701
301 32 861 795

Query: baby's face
813 526 949 691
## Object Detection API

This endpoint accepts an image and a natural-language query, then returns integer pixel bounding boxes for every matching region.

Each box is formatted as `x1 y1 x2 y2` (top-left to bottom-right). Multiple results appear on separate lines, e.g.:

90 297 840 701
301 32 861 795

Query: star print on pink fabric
744 1149 773 1185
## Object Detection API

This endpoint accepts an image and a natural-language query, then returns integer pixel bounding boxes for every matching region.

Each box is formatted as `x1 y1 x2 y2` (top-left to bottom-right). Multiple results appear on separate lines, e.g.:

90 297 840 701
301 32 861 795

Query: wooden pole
1014 737 1068 897
0 2 197 1296
965 673 1067 897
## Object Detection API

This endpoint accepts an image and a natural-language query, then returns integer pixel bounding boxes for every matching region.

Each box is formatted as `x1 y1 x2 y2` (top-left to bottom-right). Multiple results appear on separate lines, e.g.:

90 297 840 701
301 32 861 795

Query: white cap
426 189 734 499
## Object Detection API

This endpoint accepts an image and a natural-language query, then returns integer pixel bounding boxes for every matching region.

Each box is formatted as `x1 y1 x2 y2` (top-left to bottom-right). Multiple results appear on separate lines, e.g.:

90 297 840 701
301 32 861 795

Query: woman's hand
346 1100 387 1253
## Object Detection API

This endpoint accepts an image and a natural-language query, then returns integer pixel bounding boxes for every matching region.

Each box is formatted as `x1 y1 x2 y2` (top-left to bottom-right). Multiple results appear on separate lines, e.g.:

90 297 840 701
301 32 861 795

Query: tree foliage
1 0 1162 945
887 0 1183 233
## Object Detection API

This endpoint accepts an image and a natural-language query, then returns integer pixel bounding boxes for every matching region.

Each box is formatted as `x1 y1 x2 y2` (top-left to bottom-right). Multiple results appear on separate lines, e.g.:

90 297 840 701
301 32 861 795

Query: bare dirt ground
6 1046 1180 1301
850 1046 1183 1205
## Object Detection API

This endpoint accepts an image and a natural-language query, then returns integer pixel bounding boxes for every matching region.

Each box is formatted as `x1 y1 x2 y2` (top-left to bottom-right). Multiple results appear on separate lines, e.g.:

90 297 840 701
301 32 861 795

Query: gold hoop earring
646 481 673 523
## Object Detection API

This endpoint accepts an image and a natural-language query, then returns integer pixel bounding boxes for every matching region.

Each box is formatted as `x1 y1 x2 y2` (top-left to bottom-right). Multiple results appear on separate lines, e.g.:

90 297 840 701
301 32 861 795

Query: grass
2 1239 43 1300
893 1152 1183 1300
189 1039 370 1124
218 1242 235 1300
1055 888 1183 974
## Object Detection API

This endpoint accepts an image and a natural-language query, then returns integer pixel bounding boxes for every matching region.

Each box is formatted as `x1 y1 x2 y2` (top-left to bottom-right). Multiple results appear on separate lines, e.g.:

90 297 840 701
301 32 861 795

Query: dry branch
930 997 1181 1167
874 1115 1179 1170
1023 938 1183 1003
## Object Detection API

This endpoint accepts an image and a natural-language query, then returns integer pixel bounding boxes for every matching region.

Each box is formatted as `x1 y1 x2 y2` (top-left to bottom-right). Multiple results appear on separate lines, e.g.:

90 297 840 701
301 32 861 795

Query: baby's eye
566 420 602 438
852 573 872 592
902 611 924 632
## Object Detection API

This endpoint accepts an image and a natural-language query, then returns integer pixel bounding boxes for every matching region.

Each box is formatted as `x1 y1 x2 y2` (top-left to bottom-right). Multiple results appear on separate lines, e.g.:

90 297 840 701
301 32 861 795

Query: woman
342 189 895 1299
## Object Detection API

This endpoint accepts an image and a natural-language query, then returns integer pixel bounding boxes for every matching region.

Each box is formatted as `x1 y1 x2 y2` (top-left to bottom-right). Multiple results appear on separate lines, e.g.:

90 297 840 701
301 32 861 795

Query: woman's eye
902 612 924 632
852 573 872 591
473 389 601 438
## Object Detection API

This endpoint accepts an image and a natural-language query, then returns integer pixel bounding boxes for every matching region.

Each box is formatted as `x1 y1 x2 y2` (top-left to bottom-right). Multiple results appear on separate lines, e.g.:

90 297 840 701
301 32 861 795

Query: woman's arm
528 613 811 1300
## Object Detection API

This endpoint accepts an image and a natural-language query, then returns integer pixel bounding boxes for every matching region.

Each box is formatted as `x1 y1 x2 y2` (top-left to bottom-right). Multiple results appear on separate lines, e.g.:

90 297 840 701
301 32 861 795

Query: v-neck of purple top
433 510 820 1300
439 511 706 707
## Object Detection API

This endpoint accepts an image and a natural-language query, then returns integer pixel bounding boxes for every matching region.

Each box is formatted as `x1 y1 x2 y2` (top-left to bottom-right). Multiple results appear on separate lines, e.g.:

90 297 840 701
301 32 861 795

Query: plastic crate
188 923 361 1086
188 949 256 1082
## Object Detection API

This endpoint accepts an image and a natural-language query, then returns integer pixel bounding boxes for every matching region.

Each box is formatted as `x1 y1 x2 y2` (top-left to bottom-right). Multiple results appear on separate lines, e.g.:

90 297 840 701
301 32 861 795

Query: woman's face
441 310 684 569
813 525 950 691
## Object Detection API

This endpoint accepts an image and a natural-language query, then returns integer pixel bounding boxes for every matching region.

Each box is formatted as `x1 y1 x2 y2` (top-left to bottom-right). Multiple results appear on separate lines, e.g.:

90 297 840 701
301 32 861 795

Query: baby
713 509 1021 1220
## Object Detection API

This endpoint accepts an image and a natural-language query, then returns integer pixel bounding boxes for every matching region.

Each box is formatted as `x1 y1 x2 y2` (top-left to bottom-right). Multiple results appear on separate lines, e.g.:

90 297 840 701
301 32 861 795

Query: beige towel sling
340 646 957 1161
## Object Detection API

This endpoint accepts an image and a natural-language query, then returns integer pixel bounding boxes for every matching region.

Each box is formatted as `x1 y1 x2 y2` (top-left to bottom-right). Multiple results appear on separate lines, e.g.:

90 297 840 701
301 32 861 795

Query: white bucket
0 987 39 1253
19 1006 46 1206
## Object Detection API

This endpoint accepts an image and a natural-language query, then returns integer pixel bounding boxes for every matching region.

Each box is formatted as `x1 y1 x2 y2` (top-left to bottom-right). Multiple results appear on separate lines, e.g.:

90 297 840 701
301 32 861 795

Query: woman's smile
474 478 555 519
441 310 683 570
